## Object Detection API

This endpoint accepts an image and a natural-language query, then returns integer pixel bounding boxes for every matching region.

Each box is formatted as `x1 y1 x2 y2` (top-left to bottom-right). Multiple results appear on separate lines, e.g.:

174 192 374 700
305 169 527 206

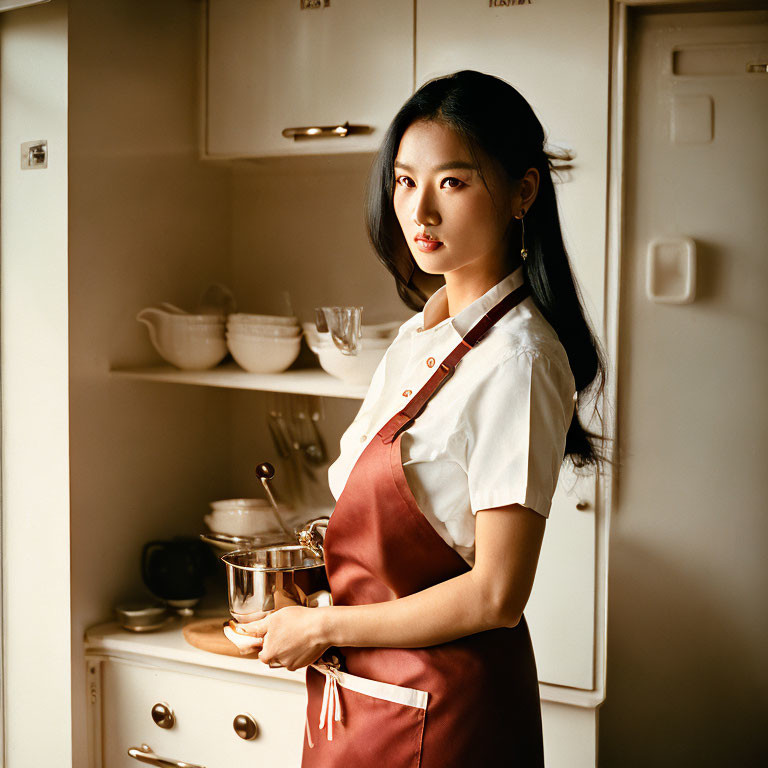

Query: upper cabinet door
415 0 610 330
206 0 414 158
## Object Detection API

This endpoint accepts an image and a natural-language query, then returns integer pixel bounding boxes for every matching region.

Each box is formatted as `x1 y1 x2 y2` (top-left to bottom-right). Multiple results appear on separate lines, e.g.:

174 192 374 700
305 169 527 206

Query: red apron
302 281 544 768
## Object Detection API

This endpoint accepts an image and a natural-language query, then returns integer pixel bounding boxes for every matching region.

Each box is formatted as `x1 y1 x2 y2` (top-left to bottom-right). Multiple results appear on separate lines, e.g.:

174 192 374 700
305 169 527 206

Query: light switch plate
646 236 697 304
21 139 47 170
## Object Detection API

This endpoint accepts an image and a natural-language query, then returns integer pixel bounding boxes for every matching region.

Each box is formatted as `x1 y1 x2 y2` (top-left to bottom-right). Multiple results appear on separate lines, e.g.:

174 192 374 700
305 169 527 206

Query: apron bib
302 281 544 767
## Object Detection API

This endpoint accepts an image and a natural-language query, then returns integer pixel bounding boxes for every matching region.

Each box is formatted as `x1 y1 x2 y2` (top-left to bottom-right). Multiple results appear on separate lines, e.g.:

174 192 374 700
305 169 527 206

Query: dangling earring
516 208 528 261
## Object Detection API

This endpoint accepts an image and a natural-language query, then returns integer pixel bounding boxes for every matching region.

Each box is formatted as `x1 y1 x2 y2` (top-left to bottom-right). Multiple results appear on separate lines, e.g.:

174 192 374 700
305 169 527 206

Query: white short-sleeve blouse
327 266 577 567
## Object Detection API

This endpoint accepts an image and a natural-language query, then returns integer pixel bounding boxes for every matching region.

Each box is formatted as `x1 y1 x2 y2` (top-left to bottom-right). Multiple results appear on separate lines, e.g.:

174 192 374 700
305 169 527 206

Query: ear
520 167 540 211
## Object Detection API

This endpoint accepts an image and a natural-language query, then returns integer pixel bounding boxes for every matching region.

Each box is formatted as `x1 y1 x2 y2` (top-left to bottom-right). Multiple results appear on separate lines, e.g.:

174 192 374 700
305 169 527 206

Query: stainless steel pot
221 517 330 621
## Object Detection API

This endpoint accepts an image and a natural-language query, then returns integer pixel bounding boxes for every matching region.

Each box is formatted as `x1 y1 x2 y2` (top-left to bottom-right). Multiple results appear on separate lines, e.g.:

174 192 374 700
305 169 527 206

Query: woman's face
392 119 517 280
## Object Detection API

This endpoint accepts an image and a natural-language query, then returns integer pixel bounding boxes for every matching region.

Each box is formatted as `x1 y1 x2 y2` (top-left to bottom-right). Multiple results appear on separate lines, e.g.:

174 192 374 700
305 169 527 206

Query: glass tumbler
314 306 363 355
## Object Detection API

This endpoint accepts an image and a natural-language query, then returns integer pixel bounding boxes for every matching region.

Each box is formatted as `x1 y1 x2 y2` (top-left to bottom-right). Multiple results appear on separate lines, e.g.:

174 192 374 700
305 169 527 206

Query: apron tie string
306 655 343 747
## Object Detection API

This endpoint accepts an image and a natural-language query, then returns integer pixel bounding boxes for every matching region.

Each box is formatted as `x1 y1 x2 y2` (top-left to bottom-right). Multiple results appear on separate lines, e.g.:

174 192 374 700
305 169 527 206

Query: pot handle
297 516 330 559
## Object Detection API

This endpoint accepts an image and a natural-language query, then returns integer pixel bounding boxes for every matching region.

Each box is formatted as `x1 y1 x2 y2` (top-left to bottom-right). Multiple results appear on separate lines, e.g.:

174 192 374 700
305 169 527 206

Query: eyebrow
393 160 477 173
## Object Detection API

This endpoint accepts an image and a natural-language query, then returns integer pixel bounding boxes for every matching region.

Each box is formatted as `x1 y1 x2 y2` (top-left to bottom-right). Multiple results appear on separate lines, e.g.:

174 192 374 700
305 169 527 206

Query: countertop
85 614 306 686
85 614 600 708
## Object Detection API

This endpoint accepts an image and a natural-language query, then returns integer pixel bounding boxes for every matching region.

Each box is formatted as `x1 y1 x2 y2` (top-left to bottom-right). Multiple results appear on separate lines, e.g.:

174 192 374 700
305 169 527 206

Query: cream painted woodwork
85 622 598 768
2 1 617 766
0 2 72 764
205 0 414 158
600 8 768 764
111 364 370 399
415 0 611 696
89 656 306 767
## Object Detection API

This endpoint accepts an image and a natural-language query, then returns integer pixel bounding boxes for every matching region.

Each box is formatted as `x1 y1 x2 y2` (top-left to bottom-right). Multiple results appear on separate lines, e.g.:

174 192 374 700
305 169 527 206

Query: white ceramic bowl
226 334 302 374
206 500 294 536
156 327 226 370
211 498 269 510
317 343 386 385
226 322 301 338
205 512 280 538
228 313 299 327
139 326 227 371
301 322 396 355
137 307 228 370
159 303 226 324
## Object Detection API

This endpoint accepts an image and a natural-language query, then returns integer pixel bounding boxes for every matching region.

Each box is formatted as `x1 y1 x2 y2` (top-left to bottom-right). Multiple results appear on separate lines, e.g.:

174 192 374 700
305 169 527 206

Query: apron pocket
303 663 428 768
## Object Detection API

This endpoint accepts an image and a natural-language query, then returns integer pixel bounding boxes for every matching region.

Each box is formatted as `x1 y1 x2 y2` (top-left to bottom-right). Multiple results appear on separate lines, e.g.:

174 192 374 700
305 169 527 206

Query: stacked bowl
226 313 302 373
136 306 228 370
204 498 295 540
302 320 401 385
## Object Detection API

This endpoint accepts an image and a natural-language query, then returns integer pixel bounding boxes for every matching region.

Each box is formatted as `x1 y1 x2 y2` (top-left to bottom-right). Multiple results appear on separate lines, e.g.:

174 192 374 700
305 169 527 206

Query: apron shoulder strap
377 281 531 445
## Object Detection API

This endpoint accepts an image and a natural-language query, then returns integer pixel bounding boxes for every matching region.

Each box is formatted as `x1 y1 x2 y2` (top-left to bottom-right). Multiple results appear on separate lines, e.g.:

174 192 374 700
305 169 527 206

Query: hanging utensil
273 392 306 504
294 396 325 468
307 395 328 464
286 395 319 485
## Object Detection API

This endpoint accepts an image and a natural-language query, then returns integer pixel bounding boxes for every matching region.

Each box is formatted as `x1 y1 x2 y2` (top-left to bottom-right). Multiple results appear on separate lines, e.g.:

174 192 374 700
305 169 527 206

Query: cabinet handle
128 743 206 768
281 121 372 140
233 713 260 740
151 702 175 729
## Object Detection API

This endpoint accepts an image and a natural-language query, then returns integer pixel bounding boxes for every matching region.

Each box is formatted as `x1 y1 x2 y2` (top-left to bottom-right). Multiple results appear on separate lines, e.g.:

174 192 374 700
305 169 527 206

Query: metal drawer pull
151 702 175 729
233 713 260 740
128 743 205 768
281 121 372 140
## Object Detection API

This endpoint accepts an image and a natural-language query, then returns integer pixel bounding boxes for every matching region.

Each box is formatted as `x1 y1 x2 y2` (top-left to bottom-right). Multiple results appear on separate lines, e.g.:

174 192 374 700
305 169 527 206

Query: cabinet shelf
110 363 368 400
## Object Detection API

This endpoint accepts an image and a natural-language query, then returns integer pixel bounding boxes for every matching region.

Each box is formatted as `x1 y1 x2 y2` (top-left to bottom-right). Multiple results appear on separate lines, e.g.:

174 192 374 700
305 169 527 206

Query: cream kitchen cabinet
84 620 600 768
416 0 611 702
86 630 308 768
205 0 414 158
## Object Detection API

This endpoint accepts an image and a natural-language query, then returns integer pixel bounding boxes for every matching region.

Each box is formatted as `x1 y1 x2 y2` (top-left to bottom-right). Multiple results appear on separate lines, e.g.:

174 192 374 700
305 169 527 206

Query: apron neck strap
377 281 531 445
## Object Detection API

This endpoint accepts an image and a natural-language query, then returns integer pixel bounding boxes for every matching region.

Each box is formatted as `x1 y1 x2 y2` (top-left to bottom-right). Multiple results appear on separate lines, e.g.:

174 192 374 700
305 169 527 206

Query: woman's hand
236 605 331 671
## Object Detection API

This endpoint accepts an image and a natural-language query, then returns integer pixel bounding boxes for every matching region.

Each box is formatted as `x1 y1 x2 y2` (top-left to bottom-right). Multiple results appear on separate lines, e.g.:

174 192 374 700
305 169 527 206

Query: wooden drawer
89 657 307 767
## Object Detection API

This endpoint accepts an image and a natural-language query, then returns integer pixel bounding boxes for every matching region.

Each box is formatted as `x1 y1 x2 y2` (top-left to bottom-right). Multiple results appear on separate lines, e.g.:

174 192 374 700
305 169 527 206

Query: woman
237 70 607 767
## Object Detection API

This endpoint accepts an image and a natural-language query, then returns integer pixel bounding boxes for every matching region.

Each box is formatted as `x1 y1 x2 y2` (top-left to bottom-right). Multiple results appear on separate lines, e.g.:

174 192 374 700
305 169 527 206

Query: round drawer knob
233 713 260 741
151 702 175 729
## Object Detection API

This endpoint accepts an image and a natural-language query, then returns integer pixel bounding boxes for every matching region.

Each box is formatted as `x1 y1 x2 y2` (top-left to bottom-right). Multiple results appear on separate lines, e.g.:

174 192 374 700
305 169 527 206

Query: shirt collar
421 266 526 338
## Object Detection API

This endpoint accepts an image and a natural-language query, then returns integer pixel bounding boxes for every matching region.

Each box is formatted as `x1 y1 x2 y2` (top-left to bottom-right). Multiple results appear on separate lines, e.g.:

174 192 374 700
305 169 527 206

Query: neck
443 254 523 318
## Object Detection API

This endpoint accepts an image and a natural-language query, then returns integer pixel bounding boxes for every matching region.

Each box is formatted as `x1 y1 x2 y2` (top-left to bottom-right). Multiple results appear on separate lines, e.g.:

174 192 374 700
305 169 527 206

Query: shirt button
416 327 423 333
402 389 412 397
359 434 367 443
426 357 435 368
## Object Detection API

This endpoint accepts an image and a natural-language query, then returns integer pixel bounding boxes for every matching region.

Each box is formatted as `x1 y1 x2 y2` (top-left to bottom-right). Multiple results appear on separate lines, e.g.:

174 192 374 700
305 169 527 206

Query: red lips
414 233 444 252
414 232 442 244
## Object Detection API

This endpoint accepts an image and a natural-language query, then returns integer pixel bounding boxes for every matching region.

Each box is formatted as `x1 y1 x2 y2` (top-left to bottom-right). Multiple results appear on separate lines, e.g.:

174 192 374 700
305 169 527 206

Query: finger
257 652 281 668
236 609 272 623
235 637 263 652
223 624 263 655
237 618 267 635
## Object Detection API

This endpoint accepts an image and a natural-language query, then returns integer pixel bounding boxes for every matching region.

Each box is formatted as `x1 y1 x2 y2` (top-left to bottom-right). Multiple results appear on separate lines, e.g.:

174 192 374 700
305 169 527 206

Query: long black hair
364 69 611 472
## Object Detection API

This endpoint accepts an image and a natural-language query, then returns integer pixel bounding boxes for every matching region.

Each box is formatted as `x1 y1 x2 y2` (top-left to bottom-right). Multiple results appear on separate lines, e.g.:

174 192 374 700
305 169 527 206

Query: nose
411 188 440 228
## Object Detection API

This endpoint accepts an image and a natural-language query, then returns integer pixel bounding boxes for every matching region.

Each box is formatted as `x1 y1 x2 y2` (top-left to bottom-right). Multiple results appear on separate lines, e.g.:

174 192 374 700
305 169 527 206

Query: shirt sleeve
452 347 576 518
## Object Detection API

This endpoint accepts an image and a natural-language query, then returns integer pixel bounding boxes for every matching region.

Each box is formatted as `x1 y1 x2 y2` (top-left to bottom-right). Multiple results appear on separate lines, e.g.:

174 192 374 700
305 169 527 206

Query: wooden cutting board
182 616 259 658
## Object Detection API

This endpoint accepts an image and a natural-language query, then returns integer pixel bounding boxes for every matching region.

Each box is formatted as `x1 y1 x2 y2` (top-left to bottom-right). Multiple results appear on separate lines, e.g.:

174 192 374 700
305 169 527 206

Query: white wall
67 1 232 764
0 0 71 764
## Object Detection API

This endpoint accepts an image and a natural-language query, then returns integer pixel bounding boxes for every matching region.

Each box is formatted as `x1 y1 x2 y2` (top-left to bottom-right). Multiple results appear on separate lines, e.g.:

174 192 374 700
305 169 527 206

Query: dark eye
395 175 414 188
441 177 463 189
